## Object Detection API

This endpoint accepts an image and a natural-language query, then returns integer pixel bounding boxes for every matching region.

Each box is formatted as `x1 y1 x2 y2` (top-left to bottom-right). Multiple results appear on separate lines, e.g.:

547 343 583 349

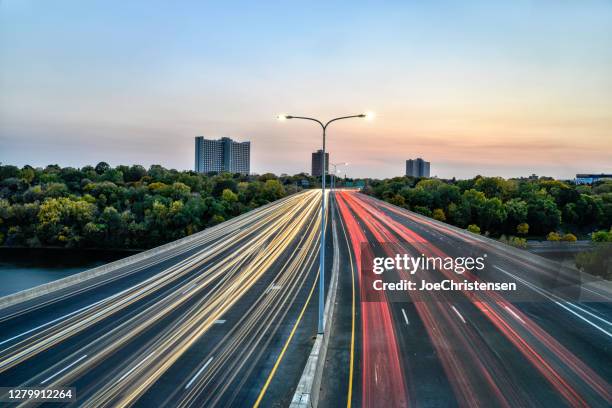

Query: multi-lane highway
320 191 611 408
0 189 610 407
0 190 333 407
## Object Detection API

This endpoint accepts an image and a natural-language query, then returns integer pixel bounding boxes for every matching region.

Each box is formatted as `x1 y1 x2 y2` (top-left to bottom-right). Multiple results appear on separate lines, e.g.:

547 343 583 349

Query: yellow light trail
0 190 326 408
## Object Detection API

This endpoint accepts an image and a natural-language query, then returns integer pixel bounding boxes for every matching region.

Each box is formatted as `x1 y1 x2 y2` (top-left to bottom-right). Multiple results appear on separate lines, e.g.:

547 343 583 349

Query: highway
320 191 611 408
0 189 333 407
0 189 610 407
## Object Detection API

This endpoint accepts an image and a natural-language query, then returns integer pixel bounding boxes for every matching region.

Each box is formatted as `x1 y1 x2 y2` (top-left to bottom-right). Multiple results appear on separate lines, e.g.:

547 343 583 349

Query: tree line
364 175 612 242
2 163 610 252
0 163 316 249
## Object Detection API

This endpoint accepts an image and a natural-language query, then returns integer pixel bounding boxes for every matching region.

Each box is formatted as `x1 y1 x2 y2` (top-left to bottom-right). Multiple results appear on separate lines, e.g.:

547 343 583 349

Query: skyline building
575 173 612 185
406 158 430 178
311 149 329 177
195 136 250 175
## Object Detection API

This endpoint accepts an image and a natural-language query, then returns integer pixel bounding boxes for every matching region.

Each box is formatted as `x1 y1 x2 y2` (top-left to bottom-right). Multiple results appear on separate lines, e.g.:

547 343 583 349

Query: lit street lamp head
277 113 372 124
356 112 374 120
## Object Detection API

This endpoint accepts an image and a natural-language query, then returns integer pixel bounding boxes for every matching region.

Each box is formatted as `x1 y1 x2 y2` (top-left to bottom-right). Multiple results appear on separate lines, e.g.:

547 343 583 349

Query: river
0 248 137 297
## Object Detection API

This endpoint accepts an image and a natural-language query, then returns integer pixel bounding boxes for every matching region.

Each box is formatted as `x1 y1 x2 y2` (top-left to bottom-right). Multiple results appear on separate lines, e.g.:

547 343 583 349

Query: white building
195 137 250 175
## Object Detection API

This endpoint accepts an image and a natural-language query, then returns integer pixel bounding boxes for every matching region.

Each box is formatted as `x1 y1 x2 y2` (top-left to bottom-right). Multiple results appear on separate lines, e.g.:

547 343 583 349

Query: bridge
0 190 610 407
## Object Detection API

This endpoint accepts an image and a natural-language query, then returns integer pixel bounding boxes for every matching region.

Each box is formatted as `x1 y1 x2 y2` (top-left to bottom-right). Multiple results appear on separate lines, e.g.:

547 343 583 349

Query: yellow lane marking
252 268 320 408
337 203 356 408
254 192 327 407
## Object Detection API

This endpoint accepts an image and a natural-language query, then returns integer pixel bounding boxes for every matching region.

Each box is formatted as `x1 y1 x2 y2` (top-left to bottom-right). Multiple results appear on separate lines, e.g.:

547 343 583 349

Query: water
0 248 135 297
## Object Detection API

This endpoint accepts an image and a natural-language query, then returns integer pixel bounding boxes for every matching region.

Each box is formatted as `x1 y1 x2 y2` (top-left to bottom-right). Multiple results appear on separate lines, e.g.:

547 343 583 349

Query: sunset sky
1 1 611 179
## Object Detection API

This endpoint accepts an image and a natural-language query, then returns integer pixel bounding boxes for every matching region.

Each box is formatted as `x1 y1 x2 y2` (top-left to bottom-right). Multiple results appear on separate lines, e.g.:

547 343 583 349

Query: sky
1 0 611 179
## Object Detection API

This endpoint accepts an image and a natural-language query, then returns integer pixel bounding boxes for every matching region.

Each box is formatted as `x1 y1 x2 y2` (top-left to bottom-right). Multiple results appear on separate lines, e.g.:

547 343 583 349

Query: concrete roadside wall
0 193 301 311
369 193 612 298
291 195 341 408
0 221 226 311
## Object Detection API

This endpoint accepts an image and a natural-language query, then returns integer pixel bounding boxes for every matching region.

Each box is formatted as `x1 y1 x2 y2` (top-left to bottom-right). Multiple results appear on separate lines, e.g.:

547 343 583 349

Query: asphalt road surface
319 191 611 408
0 190 333 407
0 189 610 408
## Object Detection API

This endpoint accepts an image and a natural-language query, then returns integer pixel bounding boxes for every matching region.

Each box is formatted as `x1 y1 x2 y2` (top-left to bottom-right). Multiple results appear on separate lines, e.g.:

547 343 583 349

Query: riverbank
0 247 137 297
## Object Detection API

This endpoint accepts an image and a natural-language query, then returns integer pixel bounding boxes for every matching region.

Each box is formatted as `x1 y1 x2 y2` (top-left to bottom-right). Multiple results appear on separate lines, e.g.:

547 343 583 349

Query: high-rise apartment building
311 149 329 177
406 158 430 178
195 137 250 175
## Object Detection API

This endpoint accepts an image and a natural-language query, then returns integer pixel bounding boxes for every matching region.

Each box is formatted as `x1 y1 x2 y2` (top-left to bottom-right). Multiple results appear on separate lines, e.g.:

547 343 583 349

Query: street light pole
278 113 372 334
330 162 348 191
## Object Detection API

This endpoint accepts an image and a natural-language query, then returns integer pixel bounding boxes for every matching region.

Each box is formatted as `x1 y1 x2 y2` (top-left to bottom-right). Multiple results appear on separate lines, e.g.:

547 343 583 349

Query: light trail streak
503 305 525 324
0 190 327 408
0 297 107 348
85 192 322 407
337 191 612 407
401 308 409 325
496 266 612 338
185 357 214 390
336 193 409 408
335 198 358 408
2 189 609 407
451 306 466 324
40 354 88 384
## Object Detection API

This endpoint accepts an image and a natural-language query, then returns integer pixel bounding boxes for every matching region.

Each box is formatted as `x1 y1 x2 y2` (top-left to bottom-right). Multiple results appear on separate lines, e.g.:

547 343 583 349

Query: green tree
460 189 487 226
169 182 191 201
574 194 602 225
212 178 238 197
467 224 481 234
37 197 97 245
210 214 225 225
101 168 124 184
0 163 295 250
432 208 446 221
561 233 577 242
527 196 561 235
414 206 432 217
262 180 285 201
23 185 44 202
478 197 507 233
389 194 405 207
516 222 529 235
222 188 238 203
474 177 516 199
124 165 147 182
44 182 69 198
0 165 20 180
20 166 35 184
505 198 528 225
95 162 111 175
592 228 612 242
563 202 579 225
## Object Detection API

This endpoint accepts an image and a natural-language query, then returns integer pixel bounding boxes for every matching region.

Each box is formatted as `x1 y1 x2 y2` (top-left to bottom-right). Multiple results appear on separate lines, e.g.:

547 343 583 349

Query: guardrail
291 195 341 408
0 193 300 311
